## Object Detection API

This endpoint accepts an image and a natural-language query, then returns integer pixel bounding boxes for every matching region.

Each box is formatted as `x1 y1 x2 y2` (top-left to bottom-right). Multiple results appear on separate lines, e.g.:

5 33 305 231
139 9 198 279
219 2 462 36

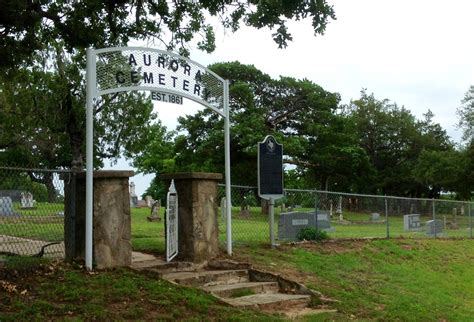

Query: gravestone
129 182 138 207
145 195 154 208
147 200 161 222
239 204 250 218
136 200 147 208
20 192 36 209
426 219 443 236
370 213 381 221
336 196 343 221
404 214 421 231
0 197 15 216
0 190 22 202
279 212 316 241
450 207 459 229
317 212 333 230
279 211 334 240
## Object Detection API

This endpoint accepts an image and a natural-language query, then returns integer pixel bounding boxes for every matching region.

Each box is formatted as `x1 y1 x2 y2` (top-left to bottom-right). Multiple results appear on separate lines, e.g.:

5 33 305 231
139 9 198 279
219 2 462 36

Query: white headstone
336 196 343 221
129 182 138 207
404 214 421 231
129 182 137 197
370 212 381 221
0 197 15 216
147 200 161 222
20 192 35 208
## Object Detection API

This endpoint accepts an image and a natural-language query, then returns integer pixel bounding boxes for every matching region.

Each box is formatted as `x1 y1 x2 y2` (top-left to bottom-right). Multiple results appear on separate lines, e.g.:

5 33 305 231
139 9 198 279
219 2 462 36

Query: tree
457 140 474 199
0 48 158 170
412 150 463 198
138 62 347 211
0 48 164 201
0 0 337 172
457 85 474 142
0 0 336 68
348 90 454 197
130 62 347 206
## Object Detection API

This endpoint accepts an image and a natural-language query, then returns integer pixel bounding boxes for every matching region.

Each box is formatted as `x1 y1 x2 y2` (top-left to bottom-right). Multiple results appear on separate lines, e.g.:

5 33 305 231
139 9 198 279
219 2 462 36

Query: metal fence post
432 199 436 238
314 191 319 231
69 171 76 257
470 203 473 239
385 196 389 239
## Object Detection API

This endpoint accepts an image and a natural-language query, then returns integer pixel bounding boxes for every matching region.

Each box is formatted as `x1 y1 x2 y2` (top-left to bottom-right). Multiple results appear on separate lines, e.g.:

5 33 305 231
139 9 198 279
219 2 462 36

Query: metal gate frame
84 47 232 270
166 180 178 262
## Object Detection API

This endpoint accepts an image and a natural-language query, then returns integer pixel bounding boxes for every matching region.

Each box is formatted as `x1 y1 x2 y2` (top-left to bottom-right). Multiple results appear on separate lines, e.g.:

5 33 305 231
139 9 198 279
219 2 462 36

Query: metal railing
218 184 474 246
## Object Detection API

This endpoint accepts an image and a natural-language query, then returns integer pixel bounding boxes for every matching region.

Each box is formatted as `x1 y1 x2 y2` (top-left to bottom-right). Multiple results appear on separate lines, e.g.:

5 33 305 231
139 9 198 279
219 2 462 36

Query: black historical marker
258 135 283 200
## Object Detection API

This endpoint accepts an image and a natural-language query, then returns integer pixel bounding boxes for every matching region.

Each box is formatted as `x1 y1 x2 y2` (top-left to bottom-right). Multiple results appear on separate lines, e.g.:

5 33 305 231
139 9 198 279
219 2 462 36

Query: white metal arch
97 86 225 117
85 47 232 270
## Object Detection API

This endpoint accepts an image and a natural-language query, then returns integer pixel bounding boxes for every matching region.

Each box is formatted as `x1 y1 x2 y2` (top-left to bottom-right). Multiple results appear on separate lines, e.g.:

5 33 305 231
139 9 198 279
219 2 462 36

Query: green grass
235 238 474 321
1 203 471 249
2 204 474 320
230 288 256 298
213 207 472 248
11 202 64 216
0 202 64 241
0 261 280 321
130 206 166 253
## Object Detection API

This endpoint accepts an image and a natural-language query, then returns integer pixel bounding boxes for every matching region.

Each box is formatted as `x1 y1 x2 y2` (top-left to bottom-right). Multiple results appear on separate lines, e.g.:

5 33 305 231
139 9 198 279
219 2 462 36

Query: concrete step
202 281 279 298
162 269 249 287
223 293 311 311
131 259 196 274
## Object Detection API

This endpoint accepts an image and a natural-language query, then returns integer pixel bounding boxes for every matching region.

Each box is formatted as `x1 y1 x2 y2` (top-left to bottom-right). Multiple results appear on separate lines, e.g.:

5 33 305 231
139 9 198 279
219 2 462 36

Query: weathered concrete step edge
131 259 197 272
162 269 250 287
223 293 311 311
202 281 279 298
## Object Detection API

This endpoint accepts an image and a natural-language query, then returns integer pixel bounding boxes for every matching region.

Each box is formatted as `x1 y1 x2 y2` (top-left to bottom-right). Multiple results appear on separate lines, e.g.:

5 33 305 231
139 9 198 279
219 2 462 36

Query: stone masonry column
160 172 222 263
66 170 134 269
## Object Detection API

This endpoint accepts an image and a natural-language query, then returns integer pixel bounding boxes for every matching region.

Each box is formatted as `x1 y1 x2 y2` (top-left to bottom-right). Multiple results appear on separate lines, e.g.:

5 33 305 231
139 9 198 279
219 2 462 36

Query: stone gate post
160 172 222 263
66 170 134 269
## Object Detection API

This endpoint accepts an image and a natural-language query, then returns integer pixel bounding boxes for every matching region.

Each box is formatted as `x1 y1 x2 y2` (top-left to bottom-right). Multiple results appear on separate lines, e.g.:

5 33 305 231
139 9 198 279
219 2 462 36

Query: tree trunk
65 87 85 170
44 173 58 203
28 172 57 203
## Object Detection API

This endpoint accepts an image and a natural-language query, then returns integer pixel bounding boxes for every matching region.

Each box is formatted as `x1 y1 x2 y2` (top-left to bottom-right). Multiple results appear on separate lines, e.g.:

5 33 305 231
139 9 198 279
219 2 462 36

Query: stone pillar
66 170 134 269
160 172 222 263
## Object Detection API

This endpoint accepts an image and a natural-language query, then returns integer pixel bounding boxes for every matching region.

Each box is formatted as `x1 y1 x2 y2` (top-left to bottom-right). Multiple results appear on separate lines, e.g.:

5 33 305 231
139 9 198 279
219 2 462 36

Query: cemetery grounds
1 205 473 320
1 190 474 320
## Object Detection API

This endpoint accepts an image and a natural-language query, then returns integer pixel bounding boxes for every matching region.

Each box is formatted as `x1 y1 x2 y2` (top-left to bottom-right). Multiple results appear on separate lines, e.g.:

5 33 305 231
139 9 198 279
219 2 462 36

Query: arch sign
85 47 232 270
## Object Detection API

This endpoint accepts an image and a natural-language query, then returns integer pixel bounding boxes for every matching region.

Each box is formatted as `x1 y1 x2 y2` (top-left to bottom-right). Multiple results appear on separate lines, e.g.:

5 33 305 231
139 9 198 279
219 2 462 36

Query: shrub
296 227 329 242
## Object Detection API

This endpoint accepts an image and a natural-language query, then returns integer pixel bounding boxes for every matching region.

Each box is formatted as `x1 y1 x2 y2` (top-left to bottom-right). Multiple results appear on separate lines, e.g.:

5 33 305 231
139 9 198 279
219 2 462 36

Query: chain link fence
218 184 474 246
0 167 73 258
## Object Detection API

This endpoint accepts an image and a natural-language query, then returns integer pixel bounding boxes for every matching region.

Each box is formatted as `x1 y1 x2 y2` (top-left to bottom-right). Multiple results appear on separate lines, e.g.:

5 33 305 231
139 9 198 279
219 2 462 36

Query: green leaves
0 0 336 69
347 90 456 197
457 85 474 142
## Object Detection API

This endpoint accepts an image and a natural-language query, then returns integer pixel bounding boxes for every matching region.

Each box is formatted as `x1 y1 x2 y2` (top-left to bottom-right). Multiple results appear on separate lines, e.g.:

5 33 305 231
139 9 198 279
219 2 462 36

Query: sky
107 0 474 196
